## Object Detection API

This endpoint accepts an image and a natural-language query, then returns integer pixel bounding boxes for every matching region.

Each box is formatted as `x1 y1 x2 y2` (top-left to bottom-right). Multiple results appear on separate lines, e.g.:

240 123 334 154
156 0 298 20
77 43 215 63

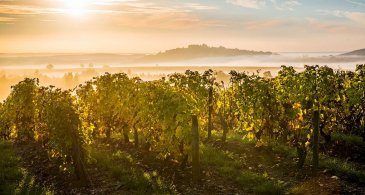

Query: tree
5 78 39 141
46 64 54 70
0 102 11 140
39 87 89 185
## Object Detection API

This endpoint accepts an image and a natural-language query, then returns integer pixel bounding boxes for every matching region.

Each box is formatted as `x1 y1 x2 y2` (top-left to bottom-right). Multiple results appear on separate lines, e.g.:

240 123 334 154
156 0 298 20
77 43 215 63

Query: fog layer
0 52 364 101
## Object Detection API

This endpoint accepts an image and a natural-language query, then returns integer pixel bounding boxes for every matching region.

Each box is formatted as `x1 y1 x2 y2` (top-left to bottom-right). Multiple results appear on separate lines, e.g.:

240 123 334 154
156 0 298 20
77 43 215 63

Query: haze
1 0 365 53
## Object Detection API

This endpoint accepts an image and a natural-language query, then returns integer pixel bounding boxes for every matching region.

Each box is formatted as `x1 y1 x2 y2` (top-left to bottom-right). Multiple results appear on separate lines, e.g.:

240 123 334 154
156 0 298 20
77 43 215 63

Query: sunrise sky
0 0 364 53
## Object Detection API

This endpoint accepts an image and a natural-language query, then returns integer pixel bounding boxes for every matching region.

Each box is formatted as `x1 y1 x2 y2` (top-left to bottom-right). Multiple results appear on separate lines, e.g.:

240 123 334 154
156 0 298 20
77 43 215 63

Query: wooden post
71 132 89 186
207 86 213 140
221 82 228 142
123 126 130 143
134 127 138 147
220 114 228 142
106 126 111 140
312 110 320 173
192 115 200 183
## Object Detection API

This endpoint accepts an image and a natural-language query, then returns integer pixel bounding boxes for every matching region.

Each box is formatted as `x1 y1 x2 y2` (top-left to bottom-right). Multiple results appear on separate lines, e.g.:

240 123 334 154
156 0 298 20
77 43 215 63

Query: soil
12 139 365 195
211 139 365 194
15 141 129 194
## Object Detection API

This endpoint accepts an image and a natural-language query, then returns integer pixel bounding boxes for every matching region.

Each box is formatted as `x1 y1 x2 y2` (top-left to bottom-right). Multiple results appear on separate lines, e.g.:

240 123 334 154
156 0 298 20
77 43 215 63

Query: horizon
1 0 365 53
0 45 356 55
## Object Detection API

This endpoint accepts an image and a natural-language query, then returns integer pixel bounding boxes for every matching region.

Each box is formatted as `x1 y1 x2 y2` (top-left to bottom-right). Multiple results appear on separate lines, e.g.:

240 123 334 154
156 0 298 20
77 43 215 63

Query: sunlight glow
58 0 88 16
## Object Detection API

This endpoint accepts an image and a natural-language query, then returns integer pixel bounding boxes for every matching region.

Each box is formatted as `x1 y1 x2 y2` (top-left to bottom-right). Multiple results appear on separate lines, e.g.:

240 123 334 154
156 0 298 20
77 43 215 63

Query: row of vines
0 65 364 184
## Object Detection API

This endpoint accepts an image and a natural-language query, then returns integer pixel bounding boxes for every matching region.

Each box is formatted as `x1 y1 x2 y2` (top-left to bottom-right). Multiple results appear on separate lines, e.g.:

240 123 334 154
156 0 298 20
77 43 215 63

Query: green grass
201 144 285 194
0 140 23 194
268 140 365 184
87 144 173 194
271 143 297 158
0 140 53 195
226 132 256 144
210 130 255 144
270 141 365 182
254 182 285 195
332 132 364 145
320 157 365 183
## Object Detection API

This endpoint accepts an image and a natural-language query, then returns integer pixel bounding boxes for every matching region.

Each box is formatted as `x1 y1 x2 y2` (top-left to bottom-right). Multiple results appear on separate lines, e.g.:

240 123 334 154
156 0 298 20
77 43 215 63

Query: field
1 65 365 194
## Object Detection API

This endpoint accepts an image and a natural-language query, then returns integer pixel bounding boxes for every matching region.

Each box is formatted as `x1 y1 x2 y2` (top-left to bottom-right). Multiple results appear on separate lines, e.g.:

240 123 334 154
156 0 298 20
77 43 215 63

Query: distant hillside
137 44 274 63
341 48 365 56
0 53 144 66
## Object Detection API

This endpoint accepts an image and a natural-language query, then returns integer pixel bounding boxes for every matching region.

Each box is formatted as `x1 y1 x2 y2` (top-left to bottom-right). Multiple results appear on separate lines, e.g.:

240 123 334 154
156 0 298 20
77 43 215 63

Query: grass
332 132 364 145
0 140 23 194
0 140 53 195
254 182 285 195
210 130 255 144
228 133 365 193
226 132 256 144
200 144 285 194
87 144 173 194
320 157 365 183
271 143 297 158
269 141 365 183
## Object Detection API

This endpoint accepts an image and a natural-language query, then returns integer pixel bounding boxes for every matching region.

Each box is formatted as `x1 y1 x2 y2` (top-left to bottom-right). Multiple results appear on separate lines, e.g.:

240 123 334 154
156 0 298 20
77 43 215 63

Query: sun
58 0 88 17
65 7 86 17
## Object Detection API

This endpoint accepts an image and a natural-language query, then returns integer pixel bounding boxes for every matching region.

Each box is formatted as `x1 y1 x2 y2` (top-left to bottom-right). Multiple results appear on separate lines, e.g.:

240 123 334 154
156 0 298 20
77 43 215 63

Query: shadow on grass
200 144 285 194
87 144 174 194
0 140 53 195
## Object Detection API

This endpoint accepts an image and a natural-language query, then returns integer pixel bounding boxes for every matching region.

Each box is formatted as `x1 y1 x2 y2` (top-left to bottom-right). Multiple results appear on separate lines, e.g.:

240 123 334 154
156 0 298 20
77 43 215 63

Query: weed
0 140 53 194
332 132 364 146
87 144 173 194
201 144 285 194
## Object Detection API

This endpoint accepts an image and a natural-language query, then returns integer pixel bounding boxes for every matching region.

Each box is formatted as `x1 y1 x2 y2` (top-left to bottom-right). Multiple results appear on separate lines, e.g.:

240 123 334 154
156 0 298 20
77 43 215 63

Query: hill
0 53 144 66
341 48 365 56
137 44 274 63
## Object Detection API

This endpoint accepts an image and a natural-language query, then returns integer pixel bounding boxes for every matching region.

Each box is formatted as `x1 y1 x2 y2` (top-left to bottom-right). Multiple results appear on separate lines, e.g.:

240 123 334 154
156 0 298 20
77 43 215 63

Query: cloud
305 17 350 33
226 0 300 10
345 0 365 6
0 4 37 15
114 12 222 30
343 12 365 25
243 19 288 30
183 3 218 10
0 16 16 22
92 0 139 5
241 16 358 35
0 0 222 29
0 1 216 16
318 9 365 25
269 0 301 11
226 0 265 9
0 4 121 15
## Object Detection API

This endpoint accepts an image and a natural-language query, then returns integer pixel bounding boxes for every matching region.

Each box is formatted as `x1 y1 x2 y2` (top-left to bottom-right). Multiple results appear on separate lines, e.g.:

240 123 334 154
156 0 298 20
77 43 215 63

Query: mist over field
1 49 364 101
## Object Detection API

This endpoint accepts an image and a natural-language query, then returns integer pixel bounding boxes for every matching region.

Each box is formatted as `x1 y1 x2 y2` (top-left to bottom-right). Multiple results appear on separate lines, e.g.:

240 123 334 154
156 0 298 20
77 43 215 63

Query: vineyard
1 65 365 194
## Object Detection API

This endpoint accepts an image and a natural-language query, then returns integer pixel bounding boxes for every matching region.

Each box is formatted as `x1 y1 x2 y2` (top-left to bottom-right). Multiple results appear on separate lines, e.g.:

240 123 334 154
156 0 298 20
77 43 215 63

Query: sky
0 0 365 53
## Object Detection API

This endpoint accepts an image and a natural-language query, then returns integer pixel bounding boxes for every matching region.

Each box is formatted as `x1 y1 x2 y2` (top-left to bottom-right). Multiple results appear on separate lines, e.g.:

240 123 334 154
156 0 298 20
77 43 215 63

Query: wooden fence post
192 115 200 183
71 133 89 186
312 110 320 173
207 87 213 140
